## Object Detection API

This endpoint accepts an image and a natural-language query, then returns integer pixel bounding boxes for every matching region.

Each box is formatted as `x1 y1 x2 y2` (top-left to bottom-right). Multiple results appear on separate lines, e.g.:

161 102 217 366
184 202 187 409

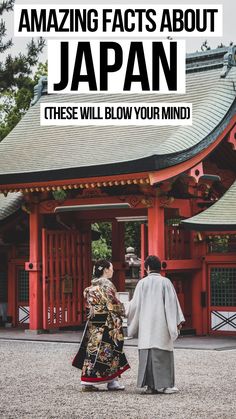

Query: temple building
0 46 236 335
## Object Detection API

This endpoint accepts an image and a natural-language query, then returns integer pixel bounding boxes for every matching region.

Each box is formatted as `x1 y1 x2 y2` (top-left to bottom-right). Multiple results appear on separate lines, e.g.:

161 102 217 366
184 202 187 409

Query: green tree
92 236 112 260
0 0 45 141
92 222 112 260
91 221 141 260
34 61 48 84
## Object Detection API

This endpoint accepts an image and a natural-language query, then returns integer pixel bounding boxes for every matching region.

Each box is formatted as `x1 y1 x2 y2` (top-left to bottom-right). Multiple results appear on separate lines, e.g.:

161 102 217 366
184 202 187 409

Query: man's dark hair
144 255 161 272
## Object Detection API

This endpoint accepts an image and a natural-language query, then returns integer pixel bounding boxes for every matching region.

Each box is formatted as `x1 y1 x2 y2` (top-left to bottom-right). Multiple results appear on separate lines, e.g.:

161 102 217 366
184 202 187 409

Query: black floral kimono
72 277 130 383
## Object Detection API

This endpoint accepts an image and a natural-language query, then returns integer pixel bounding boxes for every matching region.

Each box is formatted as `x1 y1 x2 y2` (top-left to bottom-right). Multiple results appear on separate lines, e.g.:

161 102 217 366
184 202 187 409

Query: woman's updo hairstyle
93 259 111 278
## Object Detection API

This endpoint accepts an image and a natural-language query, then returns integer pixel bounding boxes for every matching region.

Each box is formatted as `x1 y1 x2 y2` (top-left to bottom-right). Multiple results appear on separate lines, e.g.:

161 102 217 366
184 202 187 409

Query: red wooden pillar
26 203 43 331
176 280 185 312
191 237 207 335
201 259 208 335
191 269 203 335
141 223 148 277
112 220 125 291
147 197 165 260
82 223 92 291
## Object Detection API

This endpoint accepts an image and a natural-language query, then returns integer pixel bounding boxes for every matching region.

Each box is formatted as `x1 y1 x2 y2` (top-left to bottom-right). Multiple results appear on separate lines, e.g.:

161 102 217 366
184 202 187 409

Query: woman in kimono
72 259 130 391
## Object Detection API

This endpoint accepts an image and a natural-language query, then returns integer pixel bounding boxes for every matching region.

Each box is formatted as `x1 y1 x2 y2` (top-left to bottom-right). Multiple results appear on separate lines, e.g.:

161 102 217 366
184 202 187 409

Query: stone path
0 340 236 418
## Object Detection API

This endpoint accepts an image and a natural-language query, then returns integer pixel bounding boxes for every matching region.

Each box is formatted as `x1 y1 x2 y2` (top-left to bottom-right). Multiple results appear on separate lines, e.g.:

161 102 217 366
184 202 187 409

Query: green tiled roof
182 180 236 231
0 193 23 221
0 47 236 184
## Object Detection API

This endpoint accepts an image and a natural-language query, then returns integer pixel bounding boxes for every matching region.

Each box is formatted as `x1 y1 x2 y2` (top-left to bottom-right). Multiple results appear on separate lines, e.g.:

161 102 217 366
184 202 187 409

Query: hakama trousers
138 348 175 390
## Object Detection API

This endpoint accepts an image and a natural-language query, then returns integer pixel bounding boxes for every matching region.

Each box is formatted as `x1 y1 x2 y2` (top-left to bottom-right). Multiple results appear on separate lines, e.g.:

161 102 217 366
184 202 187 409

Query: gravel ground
0 340 236 419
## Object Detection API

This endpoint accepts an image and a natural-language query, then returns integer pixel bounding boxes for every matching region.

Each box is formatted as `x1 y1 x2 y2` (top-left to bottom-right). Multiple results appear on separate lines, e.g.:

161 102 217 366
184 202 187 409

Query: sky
2 0 236 63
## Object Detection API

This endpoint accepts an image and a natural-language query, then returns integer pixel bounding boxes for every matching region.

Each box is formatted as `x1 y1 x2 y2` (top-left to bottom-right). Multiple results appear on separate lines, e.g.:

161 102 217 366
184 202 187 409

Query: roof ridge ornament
31 76 48 106
220 46 236 78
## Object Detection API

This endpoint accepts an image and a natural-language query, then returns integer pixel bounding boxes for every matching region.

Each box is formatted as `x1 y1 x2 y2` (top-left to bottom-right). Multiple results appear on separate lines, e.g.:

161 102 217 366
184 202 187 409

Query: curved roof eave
0 47 236 187
0 192 24 221
0 99 235 187
181 222 236 231
182 179 236 231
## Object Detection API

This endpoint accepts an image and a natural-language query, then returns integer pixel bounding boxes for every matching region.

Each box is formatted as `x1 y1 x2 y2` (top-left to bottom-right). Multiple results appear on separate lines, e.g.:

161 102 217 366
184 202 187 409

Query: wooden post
26 203 43 331
112 220 125 291
141 223 148 277
147 197 165 260
201 259 208 335
198 238 208 335
190 237 207 336
191 269 204 335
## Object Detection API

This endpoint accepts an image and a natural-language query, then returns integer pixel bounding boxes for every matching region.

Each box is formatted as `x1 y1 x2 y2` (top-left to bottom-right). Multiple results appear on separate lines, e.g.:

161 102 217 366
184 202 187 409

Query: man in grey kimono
126 255 185 394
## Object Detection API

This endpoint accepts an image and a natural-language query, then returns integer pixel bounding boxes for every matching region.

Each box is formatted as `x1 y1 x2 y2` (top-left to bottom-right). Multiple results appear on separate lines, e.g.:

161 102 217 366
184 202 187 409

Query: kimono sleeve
104 285 125 316
126 281 142 338
164 279 185 341
83 286 90 306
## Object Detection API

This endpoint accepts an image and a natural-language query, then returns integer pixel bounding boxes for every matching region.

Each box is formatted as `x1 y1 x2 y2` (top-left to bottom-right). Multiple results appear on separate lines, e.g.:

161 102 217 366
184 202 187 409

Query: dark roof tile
182 180 236 230
0 49 235 183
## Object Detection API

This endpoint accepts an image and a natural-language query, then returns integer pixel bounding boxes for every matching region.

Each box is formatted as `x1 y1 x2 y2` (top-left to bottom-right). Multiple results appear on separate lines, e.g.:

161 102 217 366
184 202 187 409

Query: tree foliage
0 0 46 141
92 222 112 260
91 221 141 260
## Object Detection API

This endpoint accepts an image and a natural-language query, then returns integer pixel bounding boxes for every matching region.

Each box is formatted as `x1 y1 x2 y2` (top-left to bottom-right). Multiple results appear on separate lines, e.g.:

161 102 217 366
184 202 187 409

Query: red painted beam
39 196 152 214
163 259 202 270
227 123 236 150
1 172 150 191
205 254 236 263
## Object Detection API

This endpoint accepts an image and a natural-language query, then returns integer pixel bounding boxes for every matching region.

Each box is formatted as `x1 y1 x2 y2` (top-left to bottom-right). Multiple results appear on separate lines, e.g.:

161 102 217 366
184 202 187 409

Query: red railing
165 226 191 260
